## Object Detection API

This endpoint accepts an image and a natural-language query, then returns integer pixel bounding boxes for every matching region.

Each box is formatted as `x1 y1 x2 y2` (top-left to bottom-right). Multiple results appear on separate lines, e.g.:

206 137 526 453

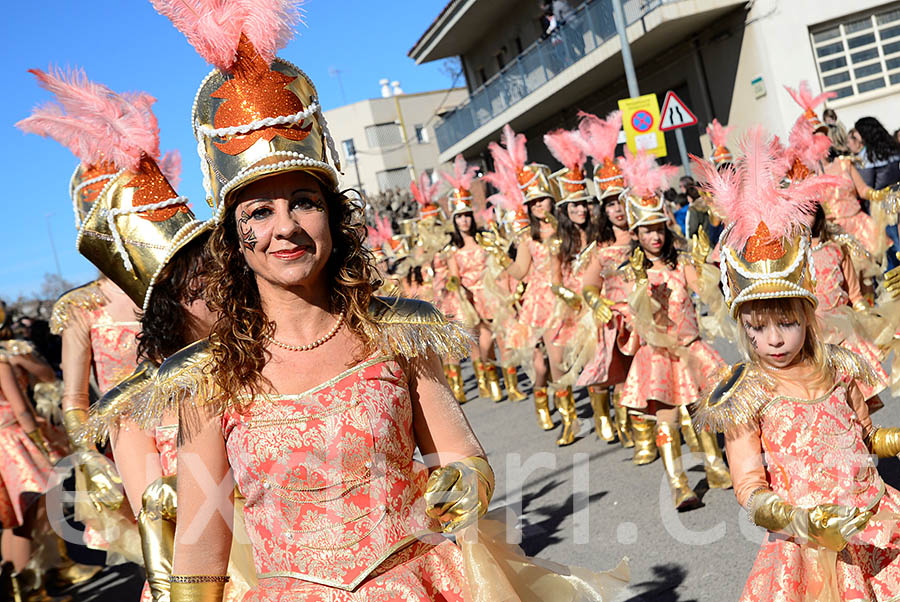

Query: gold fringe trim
692 363 770 433
50 280 104 334
695 264 739 343
825 343 881 389
365 297 472 361
86 361 158 445
141 339 217 435
1 339 35 356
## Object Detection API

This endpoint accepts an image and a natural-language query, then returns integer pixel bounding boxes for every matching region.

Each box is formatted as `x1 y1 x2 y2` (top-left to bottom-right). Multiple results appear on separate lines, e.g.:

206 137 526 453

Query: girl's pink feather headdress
784 80 836 133
440 154 478 194
577 110 621 163
706 118 734 167
618 148 677 199
783 116 831 181
367 214 394 249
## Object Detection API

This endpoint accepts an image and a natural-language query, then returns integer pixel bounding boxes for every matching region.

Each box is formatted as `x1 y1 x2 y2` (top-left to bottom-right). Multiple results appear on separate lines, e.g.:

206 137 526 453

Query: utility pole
393 93 417 182
611 0 691 175
45 213 62 279
329 67 348 105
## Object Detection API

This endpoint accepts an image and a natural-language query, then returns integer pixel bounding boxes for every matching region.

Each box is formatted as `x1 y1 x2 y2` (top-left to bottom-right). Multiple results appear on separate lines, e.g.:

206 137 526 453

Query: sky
0 1 456 301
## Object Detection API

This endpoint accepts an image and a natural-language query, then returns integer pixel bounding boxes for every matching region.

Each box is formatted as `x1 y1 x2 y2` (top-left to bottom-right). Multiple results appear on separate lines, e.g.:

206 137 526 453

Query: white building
324 84 469 196
409 0 900 170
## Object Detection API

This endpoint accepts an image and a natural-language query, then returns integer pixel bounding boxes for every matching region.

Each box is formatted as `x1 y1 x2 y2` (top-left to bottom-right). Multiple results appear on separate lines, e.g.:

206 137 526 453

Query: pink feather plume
409 171 439 208
476 205 495 224
440 154 478 191
706 118 732 148
17 67 160 171
150 0 304 72
577 110 621 162
484 130 528 211
618 148 677 197
696 126 834 250
787 116 831 171
159 150 182 190
366 214 394 248
784 80 836 112
543 128 586 171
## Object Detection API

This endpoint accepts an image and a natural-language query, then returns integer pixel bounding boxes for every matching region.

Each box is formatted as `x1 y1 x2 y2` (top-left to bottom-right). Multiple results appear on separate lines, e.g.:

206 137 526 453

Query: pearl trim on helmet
106 196 190 273
196 103 320 139
141 219 212 311
69 167 114 229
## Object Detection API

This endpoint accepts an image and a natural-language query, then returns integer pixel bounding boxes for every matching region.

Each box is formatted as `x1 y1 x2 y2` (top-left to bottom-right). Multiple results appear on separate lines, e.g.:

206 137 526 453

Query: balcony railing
435 0 668 153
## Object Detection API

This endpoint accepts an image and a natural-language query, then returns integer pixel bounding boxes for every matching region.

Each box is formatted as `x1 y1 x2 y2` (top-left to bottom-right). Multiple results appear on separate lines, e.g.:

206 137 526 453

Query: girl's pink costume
823 157 887 263
454 244 493 323
517 238 555 333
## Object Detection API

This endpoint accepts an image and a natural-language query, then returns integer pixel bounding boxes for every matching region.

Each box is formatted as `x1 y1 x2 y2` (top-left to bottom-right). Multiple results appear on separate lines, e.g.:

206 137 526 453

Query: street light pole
45 213 62 279
393 93 417 182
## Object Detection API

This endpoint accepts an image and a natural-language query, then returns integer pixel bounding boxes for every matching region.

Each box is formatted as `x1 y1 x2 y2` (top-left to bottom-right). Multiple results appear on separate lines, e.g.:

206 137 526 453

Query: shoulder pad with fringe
141 338 216 429
692 362 771 433
1 339 35 356
86 360 158 445
824 225 872 263
826 344 881 388
50 280 104 335
365 296 471 360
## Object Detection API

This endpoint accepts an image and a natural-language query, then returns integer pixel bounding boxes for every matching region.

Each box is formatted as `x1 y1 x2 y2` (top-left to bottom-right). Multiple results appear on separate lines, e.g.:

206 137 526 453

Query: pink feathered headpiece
150 0 305 72
543 128 586 174
783 116 831 181
785 80 836 133
577 110 621 163
367 214 394 249
618 148 677 198
410 172 441 219
485 128 528 211
17 67 162 172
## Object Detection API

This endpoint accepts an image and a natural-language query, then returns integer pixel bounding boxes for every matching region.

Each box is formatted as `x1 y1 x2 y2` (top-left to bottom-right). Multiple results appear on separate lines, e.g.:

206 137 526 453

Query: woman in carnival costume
442 155 506 401
141 3 629 600
481 125 562 430
607 149 731 509
575 110 636 448
17 67 162 565
693 126 900 602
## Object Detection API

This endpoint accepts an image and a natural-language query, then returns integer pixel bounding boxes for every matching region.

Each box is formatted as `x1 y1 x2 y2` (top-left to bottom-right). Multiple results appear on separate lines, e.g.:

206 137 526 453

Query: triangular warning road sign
659 91 698 131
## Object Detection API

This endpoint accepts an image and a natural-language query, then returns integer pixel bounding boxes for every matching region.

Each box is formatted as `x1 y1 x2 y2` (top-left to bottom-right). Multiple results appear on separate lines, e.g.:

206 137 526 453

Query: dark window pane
877 8 900 25
820 56 848 71
813 27 840 43
887 56 900 70
847 33 876 49
890 72 900 84
831 85 854 99
851 48 879 63
823 70 851 86
884 41 900 55
855 63 883 78
817 41 845 57
858 77 886 92
881 24 900 40
845 17 872 33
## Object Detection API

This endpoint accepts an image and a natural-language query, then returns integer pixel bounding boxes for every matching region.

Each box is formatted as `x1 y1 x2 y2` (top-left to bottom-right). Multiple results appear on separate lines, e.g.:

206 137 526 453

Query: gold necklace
265 310 345 352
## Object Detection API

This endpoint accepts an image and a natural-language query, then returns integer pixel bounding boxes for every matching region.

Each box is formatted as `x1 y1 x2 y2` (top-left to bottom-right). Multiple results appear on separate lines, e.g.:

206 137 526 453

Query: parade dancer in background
694 126 900 602
443 156 504 401
611 150 730 509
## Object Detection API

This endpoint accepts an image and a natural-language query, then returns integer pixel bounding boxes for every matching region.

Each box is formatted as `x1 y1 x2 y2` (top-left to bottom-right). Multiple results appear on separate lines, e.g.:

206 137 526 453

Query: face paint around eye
239 210 258 251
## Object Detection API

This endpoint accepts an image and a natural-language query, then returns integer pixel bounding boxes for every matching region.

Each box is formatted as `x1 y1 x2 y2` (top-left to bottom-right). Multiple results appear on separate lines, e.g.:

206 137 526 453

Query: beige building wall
324 88 469 196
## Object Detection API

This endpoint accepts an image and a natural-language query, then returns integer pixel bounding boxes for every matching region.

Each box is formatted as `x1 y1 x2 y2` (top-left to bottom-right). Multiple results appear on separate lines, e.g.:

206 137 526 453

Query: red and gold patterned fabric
454 245 492 323
823 158 888 262
517 238 555 332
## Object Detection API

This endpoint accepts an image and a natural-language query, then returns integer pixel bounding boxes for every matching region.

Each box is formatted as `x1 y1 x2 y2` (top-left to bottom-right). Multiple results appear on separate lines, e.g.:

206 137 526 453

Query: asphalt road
459 344 900 602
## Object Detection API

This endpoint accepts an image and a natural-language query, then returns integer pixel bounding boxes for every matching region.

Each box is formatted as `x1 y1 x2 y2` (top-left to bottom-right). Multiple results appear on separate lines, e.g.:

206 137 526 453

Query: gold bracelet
169 575 230 584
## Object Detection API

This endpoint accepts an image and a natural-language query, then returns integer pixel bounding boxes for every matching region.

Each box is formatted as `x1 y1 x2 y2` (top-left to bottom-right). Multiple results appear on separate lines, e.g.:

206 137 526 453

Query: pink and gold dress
619 260 725 409
812 241 888 401
518 237 555 333
695 347 900 601
823 157 887 263
453 244 492 324
431 249 459 321
577 243 633 387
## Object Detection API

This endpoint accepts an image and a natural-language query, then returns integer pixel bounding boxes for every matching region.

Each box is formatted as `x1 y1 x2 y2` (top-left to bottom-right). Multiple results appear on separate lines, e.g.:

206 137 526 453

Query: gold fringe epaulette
143 339 217 429
364 296 472 361
1 339 35 356
824 225 873 263
825 344 881 389
50 280 105 335
691 362 771 433
86 360 158 445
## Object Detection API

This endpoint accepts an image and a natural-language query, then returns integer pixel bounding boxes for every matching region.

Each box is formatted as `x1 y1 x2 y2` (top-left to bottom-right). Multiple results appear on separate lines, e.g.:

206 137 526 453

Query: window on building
496 48 506 70
414 124 429 144
376 167 412 192
478 67 488 86
342 138 357 163
365 123 403 148
810 4 900 100
515 36 524 55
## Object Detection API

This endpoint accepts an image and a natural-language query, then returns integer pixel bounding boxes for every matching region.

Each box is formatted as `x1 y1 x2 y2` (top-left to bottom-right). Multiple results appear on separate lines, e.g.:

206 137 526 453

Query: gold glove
551 284 583 311
514 281 527 303
868 427 900 457
629 247 648 282
691 228 711 271
476 232 513 268
139 476 177 602
170 578 227 602
583 285 614 324
424 456 494 533
750 488 872 552
446 276 460 292
886 254 900 299
852 299 869 312
26 429 53 460
865 185 892 202
64 408 125 511
63 408 91 450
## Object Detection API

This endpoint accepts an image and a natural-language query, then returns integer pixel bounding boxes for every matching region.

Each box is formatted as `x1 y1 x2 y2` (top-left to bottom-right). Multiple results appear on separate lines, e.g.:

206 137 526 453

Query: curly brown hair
204 186 380 404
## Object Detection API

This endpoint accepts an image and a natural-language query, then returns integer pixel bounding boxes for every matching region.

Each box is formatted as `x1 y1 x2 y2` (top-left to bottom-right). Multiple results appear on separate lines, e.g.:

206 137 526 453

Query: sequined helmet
441 155 478 216
153 1 342 224
518 164 557 204
618 149 676 230
577 110 624 201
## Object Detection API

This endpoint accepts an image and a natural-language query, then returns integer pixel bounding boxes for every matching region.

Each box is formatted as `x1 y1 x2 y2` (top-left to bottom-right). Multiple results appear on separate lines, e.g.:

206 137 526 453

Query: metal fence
434 0 667 153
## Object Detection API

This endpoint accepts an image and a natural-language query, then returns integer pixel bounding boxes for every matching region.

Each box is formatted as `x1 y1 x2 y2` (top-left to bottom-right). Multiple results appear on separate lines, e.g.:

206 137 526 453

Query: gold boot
446 364 468 404
613 393 634 448
631 414 658 465
473 360 491 399
484 362 504 402
11 568 56 602
504 366 528 402
46 537 101 591
534 387 555 430
555 386 580 446
588 386 617 443
698 429 733 489
657 421 701 511
679 405 701 454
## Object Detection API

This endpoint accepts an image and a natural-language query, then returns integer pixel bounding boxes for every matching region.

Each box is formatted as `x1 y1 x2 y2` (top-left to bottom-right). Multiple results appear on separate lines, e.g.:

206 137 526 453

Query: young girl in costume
609 150 731 509
576 110 636 448
694 125 900 602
